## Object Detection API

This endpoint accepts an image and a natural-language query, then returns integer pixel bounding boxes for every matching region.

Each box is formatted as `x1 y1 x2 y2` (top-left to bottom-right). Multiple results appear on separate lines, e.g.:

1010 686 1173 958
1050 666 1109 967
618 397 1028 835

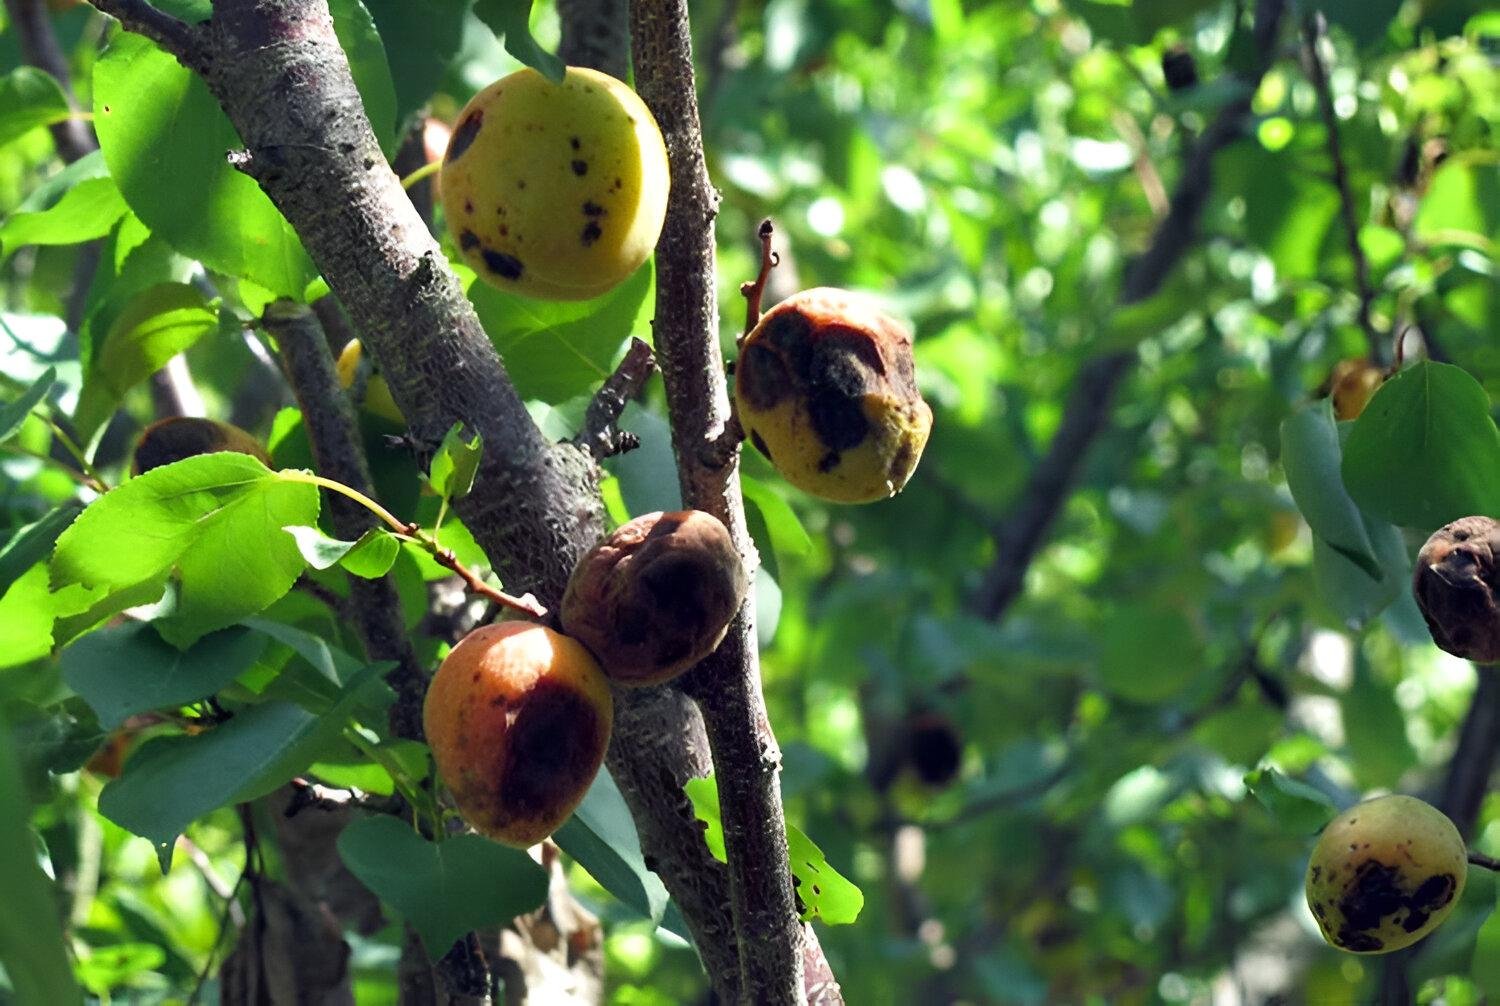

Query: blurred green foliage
2 0 1498 1003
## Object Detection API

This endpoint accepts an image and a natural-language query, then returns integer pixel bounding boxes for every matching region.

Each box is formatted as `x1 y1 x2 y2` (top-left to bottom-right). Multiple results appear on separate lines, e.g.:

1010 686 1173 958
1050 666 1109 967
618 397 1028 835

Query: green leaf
329 0 398 155
98 664 383 869
1341 661 1417 789
0 67 72 149
1311 507 1406 627
427 423 482 501
1280 400 1380 578
1244 767 1337 835
471 0 564 82
684 775 863 924
361 0 468 129
1342 361 1500 530
0 367 55 445
0 502 81 599
553 768 669 924
1414 157 1500 253
93 33 318 298
0 176 127 257
1317 0 1402 47
59 623 267 729
283 525 401 579
741 475 813 563
470 261 655 404
0 721 82 1006
74 283 219 440
1096 605 1202 704
336 816 550 954
50 453 320 648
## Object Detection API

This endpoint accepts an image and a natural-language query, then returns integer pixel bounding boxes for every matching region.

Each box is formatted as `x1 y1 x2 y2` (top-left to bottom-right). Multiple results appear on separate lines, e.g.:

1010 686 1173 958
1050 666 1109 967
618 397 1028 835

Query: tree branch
972 0 1288 623
88 0 203 64
264 300 430 740
574 336 655 460
557 0 629 81
3 0 98 163
631 3 840 1003
110 1 769 998
1301 12 1383 363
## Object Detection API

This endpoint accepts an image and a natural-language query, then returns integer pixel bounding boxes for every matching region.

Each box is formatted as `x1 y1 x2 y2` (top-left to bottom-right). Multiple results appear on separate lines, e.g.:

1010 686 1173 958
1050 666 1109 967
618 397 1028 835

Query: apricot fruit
423 622 613 847
439 66 670 301
562 510 748 687
735 288 932 503
1412 516 1500 663
334 339 404 425
1305 795 1467 954
131 417 269 475
1328 359 1385 421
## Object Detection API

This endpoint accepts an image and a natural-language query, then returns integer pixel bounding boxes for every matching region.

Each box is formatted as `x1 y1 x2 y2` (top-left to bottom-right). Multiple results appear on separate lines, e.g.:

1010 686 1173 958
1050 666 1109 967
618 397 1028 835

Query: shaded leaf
427 423 482 501
0 67 72 149
554 768 669 924
471 0 564 82
0 367 55 445
1244 767 1337 835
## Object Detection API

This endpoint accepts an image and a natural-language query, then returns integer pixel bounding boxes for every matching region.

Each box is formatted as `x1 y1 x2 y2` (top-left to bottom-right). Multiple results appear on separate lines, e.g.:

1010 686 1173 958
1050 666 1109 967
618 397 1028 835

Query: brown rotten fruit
735 288 932 503
423 622 613 847
132 417 270 475
561 510 748 686
1413 515 1500 663
1305 795 1467 954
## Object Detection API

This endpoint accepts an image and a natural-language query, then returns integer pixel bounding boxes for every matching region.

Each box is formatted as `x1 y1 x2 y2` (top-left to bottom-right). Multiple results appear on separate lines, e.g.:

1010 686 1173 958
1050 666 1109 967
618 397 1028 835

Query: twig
973 0 1288 623
739 218 778 340
631 2 838 1001
429 543 547 620
86 0 202 64
1470 850 1500 872
1301 13 1383 363
574 337 655 460
285 777 403 818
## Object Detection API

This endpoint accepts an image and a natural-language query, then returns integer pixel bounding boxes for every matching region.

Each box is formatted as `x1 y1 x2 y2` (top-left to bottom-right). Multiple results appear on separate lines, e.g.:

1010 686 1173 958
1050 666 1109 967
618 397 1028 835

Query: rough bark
557 0 629 81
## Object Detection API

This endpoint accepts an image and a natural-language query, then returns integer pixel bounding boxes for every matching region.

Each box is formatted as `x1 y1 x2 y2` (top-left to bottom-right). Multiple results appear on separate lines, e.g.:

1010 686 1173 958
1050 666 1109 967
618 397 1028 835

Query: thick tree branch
1301 13 1383 363
94 0 766 997
264 300 429 739
631 3 840 1003
972 0 1288 622
557 0 629 81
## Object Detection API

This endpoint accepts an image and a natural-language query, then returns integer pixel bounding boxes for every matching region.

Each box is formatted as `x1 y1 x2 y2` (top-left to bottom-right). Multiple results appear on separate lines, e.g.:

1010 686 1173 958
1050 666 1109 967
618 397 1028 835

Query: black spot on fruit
761 310 814 374
738 343 790 410
572 159 589 176
581 221 603 246
817 450 841 473
750 430 773 462
481 248 524 280
447 111 483 162
582 201 606 217
459 230 481 251
496 682 601 821
570 136 581 150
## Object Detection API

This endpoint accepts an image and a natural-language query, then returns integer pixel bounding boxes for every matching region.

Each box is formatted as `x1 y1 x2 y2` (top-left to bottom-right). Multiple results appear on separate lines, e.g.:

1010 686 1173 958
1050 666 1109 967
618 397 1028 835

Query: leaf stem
47 418 109 489
276 468 547 619
400 160 440 191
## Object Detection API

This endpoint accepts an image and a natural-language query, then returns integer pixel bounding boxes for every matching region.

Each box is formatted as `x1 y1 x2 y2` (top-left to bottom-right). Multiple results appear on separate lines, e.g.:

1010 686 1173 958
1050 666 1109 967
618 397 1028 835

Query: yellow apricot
735 288 932 503
334 339 404 425
1305 795 1467 954
440 66 669 301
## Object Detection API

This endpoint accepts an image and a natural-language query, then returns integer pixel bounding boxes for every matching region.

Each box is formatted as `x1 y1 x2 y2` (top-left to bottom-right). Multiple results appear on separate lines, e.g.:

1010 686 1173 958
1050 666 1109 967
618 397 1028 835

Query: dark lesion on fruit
481 247 525 280
446 111 483 162
580 221 603 246
750 430 774 462
496 683 603 821
459 230 481 251
582 201 606 217
738 343 790 410
817 450 841 473
805 329 879 453
572 159 589 176
1334 860 1457 950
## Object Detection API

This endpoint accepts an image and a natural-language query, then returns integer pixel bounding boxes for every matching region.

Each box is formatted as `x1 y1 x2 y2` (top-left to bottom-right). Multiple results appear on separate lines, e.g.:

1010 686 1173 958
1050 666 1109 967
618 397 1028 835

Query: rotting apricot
1412 515 1500 663
423 621 613 847
439 66 669 301
131 417 269 476
1304 794 1467 954
735 287 932 503
561 510 748 687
